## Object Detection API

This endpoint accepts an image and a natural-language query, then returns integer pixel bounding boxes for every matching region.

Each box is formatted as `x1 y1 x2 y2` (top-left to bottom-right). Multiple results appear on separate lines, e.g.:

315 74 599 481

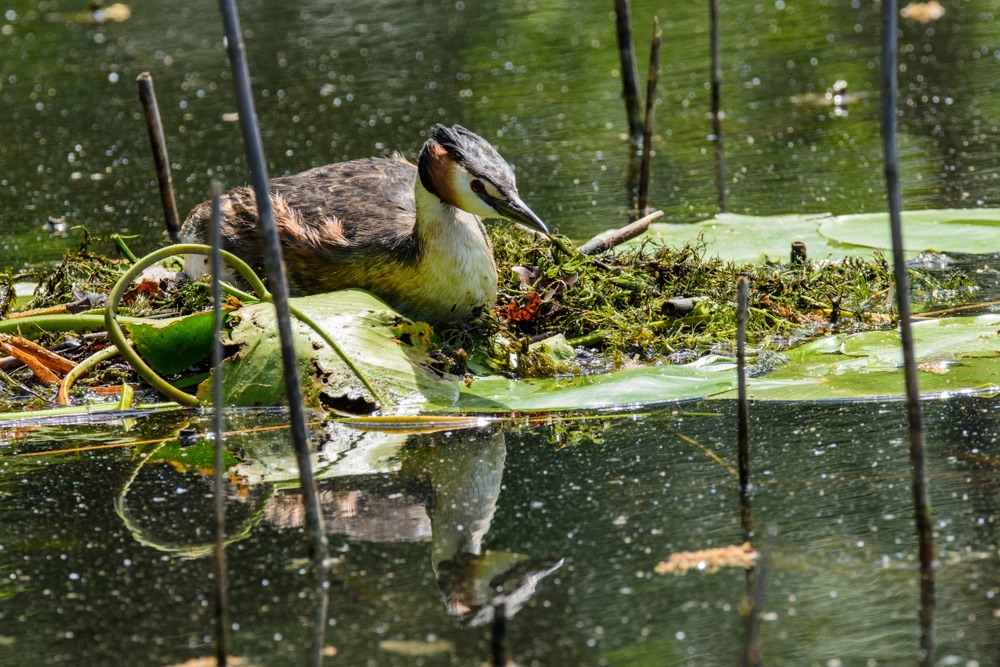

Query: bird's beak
492 194 550 235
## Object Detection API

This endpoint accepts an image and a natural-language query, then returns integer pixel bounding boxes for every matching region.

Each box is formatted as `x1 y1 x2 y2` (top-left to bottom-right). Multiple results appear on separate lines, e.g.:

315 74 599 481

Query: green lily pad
629 209 1000 264
443 316 1000 410
200 289 459 411
634 213 870 263
122 311 217 375
714 314 1000 401
820 209 1000 254
447 361 738 412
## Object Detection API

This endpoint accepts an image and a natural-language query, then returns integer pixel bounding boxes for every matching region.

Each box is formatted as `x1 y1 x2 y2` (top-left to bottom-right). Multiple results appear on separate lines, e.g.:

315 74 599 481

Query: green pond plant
0 209 994 417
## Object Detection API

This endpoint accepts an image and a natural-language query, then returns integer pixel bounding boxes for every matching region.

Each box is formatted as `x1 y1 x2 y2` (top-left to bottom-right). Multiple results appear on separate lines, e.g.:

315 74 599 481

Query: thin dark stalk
709 0 727 212
218 0 328 565
491 600 507 667
737 276 759 667
614 0 644 144
636 17 661 216
136 72 181 243
624 151 641 212
306 565 331 667
735 276 752 542
739 553 767 667
209 183 230 667
880 2 936 665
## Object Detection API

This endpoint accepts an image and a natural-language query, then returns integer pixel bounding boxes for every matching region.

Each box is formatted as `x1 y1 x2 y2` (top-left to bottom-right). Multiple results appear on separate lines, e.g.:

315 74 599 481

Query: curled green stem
106 244 382 407
170 243 270 298
0 312 111 337
0 401 182 424
566 331 606 348
105 244 268 406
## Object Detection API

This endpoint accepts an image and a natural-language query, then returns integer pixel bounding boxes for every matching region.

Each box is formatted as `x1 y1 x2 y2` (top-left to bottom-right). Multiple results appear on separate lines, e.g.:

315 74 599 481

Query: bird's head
418 124 549 235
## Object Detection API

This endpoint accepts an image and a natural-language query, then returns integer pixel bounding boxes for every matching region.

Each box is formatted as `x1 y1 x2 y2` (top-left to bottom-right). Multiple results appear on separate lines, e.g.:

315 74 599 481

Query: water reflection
114 437 274 558
260 427 564 628
0 399 997 665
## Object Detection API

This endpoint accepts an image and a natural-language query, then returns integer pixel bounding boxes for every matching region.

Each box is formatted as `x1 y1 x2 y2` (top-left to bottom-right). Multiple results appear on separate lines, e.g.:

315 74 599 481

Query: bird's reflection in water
263 426 563 626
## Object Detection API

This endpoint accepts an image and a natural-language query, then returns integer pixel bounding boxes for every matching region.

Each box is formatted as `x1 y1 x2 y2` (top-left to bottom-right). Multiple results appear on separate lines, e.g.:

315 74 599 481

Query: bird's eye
470 179 485 194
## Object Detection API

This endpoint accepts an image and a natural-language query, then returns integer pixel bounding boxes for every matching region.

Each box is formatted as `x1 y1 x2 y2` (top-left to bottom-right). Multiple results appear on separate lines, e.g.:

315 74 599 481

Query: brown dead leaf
122 279 165 304
88 384 142 396
0 333 77 384
655 542 757 575
760 295 794 319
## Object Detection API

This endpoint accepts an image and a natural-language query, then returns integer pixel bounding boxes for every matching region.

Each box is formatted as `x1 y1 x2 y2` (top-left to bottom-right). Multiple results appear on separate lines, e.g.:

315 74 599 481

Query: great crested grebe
180 124 549 323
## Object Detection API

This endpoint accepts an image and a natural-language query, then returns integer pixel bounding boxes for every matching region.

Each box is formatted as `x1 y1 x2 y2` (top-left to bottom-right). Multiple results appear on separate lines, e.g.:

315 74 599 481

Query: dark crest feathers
418 124 517 195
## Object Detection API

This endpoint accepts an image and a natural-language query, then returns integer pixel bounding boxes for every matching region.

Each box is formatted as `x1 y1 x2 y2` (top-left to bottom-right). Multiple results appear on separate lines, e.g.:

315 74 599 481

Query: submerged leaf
378 640 454 657
654 542 757 575
145 439 239 472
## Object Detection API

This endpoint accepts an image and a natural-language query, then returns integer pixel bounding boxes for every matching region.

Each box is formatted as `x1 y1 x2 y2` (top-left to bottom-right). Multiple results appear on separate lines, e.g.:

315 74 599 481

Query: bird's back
182 156 421 295
271 156 418 252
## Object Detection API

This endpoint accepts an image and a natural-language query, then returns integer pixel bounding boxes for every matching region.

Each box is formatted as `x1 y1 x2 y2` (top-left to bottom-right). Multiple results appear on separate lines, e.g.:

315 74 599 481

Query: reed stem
880 2 936 664
735 276 753 547
136 72 182 243
637 18 662 216
218 0 329 566
709 0 727 211
491 600 508 667
209 184 230 667
614 0 644 143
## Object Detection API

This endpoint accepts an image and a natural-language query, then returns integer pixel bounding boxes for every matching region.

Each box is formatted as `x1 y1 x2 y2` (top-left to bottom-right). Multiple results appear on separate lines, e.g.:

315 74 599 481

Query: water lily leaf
633 213 870 263
629 209 1000 263
820 209 1000 254
122 311 217 375
200 289 459 411
714 314 1000 401
448 362 737 412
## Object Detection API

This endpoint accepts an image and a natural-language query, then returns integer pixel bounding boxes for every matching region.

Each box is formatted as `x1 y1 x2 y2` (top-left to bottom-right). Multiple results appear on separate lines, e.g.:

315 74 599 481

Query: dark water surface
1 400 997 666
5 0 1000 266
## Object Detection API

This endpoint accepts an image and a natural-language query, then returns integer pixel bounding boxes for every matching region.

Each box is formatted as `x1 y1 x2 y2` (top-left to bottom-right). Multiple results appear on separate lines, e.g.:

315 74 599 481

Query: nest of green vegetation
1 225 977 396
435 224 976 377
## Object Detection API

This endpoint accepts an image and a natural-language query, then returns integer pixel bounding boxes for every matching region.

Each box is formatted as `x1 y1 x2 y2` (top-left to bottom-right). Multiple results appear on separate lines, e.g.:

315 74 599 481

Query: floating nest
436 223 975 377
0 224 978 404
